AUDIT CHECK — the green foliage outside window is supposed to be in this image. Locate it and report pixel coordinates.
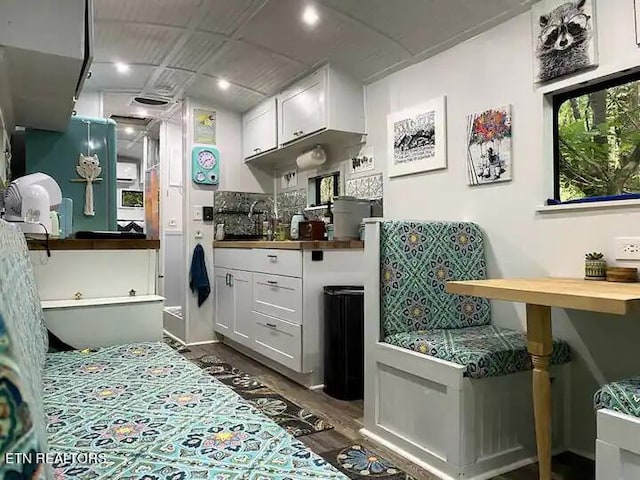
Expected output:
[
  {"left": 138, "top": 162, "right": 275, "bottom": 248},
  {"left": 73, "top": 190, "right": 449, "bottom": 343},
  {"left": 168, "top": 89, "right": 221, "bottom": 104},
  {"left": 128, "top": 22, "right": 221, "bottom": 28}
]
[{"left": 557, "top": 78, "right": 640, "bottom": 201}]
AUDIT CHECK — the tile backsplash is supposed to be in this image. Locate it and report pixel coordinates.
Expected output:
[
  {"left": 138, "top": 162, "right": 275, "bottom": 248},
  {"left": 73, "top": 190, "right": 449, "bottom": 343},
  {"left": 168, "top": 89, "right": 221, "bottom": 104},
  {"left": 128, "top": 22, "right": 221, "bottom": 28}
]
[
  {"left": 213, "top": 191, "right": 273, "bottom": 237},
  {"left": 276, "top": 189, "right": 307, "bottom": 223},
  {"left": 345, "top": 173, "right": 383, "bottom": 200}
]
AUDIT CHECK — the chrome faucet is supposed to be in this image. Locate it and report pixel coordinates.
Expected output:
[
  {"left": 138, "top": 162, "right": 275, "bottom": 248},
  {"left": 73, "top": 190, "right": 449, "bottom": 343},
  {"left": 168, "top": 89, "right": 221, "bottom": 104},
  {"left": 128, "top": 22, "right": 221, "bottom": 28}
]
[{"left": 248, "top": 199, "right": 268, "bottom": 219}]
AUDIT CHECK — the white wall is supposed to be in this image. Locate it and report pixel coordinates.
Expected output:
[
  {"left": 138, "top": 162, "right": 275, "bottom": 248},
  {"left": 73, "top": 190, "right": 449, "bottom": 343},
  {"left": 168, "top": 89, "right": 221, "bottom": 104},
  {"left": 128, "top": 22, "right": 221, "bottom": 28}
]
[
  {"left": 366, "top": 0, "right": 640, "bottom": 457},
  {"left": 74, "top": 91, "right": 103, "bottom": 118},
  {"left": 159, "top": 120, "right": 185, "bottom": 315},
  {"left": 182, "top": 98, "right": 272, "bottom": 343}
]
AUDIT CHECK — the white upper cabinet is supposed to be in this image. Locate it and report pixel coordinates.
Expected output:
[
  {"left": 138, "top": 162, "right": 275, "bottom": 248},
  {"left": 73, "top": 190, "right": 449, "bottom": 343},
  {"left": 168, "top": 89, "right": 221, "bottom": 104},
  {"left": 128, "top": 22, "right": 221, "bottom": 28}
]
[
  {"left": 279, "top": 65, "right": 365, "bottom": 145},
  {"left": 279, "top": 69, "right": 327, "bottom": 144},
  {"left": 0, "top": 0, "right": 93, "bottom": 132},
  {"left": 243, "top": 98, "right": 278, "bottom": 159},
  {"left": 242, "top": 64, "right": 365, "bottom": 166}
]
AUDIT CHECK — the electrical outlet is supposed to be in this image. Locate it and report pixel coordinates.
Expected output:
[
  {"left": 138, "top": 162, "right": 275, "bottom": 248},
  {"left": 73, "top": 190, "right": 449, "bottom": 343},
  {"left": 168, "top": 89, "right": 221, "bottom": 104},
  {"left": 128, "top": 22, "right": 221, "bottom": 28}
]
[
  {"left": 615, "top": 237, "right": 640, "bottom": 260},
  {"left": 168, "top": 219, "right": 177, "bottom": 227}
]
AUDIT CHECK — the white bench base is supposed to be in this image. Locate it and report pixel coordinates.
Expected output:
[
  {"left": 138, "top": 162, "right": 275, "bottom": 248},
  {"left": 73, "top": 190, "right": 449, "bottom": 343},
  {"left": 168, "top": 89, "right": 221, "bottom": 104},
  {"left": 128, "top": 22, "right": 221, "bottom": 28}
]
[
  {"left": 43, "top": 295, "right": 164, "bottom": 348},
  {"left": 597, "top": 409, "right": 640, "bottom": 480},
  {"left": 363, "top": 342, "right": 569, "bottom": 480}
]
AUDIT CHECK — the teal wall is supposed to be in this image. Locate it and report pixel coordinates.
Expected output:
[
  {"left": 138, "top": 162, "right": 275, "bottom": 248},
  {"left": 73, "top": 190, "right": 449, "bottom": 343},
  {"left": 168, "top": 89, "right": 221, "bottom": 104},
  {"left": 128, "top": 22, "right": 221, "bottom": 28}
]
[{"left": 25, "top": 116, "right": 117, "bottom": 232}]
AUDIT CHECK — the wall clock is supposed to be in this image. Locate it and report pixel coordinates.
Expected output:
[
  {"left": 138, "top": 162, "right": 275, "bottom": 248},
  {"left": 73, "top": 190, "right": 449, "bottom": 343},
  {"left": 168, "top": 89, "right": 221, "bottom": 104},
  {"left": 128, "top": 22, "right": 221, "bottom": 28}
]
[{"left": 191, "top": 146, "right": 219, "bottom": 185}]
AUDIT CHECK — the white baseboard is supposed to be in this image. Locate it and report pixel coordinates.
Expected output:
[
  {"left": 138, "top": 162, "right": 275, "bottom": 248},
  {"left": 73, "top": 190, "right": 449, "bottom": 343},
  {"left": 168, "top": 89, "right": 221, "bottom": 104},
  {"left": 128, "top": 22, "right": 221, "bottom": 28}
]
[
  {"left": 359, "top": 428, "right": 455, "bottom": 480},
  {"left": 163, "top": 330, "right": 186, "bottom": 345},
  {"left": 359, "top": 428, "right": 561, "bottom": 480},
  {"left": 186, "top": 339, "right": 219, "bottom": 346},
  {"left": 163, "top": 330, "right": 219, "bottom": 346}
]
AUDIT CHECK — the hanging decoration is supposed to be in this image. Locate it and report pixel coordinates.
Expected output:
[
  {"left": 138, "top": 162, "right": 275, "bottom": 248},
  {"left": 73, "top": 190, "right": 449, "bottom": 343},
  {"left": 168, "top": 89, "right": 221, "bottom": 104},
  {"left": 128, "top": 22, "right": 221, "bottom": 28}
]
[{"left": 70, "top": 120, "right": 102, "bottom": 216}]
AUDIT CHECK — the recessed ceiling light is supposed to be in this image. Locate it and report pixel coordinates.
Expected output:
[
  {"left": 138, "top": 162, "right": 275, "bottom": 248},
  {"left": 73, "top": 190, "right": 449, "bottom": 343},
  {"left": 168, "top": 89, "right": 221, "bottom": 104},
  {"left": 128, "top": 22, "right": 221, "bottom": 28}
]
[
  {"left": 115, "top": 62, "right": 130, "bottom": 74},
  {"left": 124, "top": 127, "right": 134, "bottom": 135},
  {"left": 218, "top": 78, "right": 230, "bottom": 90},
  {"left": 302, "top": 5, "right": 319, "bottom": 26}
]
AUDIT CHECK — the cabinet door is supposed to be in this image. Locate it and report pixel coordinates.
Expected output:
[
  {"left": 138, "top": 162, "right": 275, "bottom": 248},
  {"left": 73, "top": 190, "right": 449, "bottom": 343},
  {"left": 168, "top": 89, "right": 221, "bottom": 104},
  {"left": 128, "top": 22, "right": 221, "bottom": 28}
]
[
  {"left": 214, "top": 268, "right": 233, "bottom": 334},
  {"left": 279, "top": 69, "right": 326, "bottom": 144},
  {"left": 230, "top": 270, "right": 253, "bottom": 345},
  {"left": 243, "top": 98, "right": 277, "bottom": 159}
]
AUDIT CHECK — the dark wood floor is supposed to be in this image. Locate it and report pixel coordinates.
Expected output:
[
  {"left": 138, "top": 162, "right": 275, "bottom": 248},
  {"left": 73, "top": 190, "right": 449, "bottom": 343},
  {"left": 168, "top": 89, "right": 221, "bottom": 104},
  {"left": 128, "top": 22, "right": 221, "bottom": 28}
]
[{"left": 192, "top": 342, "right": 594, "bottom": 480}]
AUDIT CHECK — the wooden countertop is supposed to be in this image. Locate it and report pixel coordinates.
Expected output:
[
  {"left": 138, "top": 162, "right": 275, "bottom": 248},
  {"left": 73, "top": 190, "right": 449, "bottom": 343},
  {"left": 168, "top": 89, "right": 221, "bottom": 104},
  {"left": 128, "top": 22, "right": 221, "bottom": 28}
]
[
  {"left": 28, "top": 238, "right": 160, "bottom": 251},
  {"left": 446, "top": 277, "right": 640, "bottom": 315},
  {"left": 213, "top": 240, "right": 364, "bottom": 250}
]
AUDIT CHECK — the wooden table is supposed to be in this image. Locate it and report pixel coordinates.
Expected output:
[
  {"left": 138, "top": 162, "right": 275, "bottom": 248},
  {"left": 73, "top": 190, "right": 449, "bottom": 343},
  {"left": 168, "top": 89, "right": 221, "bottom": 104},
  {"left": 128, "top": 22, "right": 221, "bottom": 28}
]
[{"left": 446, "top": 278, "right": 640, "bottom": 480}]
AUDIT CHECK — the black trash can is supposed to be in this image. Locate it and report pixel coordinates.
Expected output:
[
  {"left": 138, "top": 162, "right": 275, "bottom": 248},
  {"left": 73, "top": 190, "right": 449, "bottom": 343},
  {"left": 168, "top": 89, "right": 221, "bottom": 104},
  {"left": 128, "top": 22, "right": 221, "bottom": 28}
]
[{"left": 323, "top": 285, "right": 364, "bottom": 401}]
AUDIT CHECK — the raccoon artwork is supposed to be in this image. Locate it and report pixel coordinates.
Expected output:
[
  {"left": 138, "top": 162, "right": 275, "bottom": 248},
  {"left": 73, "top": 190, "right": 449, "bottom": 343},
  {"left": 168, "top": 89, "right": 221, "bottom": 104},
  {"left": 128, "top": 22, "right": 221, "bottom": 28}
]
[{"left": 533, "top": 0, "right": 598, "bottom": 83}]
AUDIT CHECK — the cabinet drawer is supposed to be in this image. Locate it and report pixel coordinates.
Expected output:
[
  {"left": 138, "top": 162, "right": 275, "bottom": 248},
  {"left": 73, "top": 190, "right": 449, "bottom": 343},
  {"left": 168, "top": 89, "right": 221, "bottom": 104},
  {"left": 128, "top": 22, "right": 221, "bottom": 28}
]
[
  {"left": 213, "top": 248, "right": 253, "bottom": 271},
  {"left": 254, "top": 312, "right": 302, "bottom": 372},
  {"left": 253, "top": 273, "right": 302, "bottom": 324},
  {"left": 252, "top": 249, "right": 302, "bottom": 277}
]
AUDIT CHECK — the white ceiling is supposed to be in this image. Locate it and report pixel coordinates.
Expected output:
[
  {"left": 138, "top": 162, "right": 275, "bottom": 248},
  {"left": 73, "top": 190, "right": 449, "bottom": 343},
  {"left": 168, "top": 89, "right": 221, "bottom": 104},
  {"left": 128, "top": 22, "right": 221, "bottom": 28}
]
[{"left": 86, "top": 0, "right": 536, "bottom": 120}]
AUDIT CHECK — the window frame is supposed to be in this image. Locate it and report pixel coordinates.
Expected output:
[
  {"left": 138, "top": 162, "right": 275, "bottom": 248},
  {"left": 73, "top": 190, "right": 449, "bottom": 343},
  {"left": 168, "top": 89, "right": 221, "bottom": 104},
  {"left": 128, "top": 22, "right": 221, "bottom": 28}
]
[
  {"left": 312, "top": 171, "right": 340, "bottom": 207},
  {"left": 552, "top": 70, "right": 640, "bottom": 201}
]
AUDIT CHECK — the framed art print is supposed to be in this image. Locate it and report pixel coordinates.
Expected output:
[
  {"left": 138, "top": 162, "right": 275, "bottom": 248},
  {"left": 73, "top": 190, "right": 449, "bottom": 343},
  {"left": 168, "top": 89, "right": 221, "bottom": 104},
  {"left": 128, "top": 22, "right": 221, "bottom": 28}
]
[{"left": 387, "top": 96, "right": 447, "bottom": 178}]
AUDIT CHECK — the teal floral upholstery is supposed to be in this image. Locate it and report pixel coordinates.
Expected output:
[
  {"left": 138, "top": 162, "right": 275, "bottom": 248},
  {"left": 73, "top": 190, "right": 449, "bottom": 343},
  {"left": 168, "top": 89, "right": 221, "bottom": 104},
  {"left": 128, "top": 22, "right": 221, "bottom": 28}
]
[
  {"left": 0, "top": 218, "right": 347, "bottom": 479},
  {"left": 594, "top": 377, "right": 640, "bottom": 418},
  {"left": 44, "top": 343, "right": 347, "bottom": 479},
  {"left": 379, "top": 220, "right": 571, "bottom": 378},
  {"left": 381, "top": 221, "right": 491, "bottom": 336},
  {"left": 385, "top": 325, "right": 571, "bottom": 379},
  {"left": 0, "top": 220, "right": 50, "bottom": 478}
]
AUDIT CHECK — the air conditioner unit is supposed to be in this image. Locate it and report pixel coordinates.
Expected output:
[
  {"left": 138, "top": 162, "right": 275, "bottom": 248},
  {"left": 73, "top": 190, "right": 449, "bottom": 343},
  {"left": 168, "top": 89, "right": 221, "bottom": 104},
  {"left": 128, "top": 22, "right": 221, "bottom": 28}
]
[{"left": 116, "top": 162, "right": 137, "bottom": 182}]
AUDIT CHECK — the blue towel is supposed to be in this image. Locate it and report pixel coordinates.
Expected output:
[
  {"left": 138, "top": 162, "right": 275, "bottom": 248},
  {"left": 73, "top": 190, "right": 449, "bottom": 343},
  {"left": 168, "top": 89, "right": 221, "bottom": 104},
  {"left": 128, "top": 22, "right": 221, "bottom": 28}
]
[{"left": 189, "top": 244, "right": 210, "bottom": 307}]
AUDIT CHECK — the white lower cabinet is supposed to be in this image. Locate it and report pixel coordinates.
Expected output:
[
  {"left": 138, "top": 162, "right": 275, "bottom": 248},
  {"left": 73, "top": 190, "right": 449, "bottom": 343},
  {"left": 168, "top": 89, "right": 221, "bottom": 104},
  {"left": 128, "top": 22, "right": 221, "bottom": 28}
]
[
  {"left": 214, "top": 267, "right": 253, "bottom": 347},
  {"left": 254, "top": 311, "right": 302, "bottom": 372},
  {"left": 214, "top": 268, "right": 233, "bottom": 335},
  {"left": 231, "top": 269, "right": 253, "bottom": 344},
  {"left": 253, "top": 273, "right": 302, "bottom": 324},
  {"left": 213, "top": 247, "right": 365, "bottom": 388}
]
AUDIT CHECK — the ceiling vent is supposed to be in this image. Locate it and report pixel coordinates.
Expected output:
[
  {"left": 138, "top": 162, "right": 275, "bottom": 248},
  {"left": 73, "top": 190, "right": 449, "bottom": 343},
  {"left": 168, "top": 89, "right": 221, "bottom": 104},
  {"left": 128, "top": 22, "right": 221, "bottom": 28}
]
[
  {"left": 110, "top": 115, "right": 153, "bottom": 127},
  {"left": 133, "top": 96, "right": 169, "bottom": 107}
]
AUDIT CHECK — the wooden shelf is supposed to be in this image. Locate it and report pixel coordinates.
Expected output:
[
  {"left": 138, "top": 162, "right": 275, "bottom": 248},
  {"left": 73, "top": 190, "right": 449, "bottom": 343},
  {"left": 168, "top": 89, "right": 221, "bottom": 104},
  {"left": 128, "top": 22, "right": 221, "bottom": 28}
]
[
  {"left": 213, "top": 240, "right": 364, "bottom": 250},
  {"left": 28, "top": 238, "right": 160, "bottom": 251}
]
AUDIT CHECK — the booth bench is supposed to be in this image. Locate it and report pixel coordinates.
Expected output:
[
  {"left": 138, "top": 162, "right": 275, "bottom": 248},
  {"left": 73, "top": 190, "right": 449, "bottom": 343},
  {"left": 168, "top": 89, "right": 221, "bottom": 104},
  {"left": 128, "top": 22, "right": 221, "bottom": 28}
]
[
  {"left": 361, "top": 219, "right": 571, "bottom": 480},
  {"left": 595, "top": 377, "right": 640, "bottom": 480}
]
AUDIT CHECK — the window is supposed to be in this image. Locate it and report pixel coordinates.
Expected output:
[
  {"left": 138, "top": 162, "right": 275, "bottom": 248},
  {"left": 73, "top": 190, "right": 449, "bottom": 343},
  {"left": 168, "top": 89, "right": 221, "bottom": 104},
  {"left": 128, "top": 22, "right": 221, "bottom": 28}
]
[
  {"left": 309, "top": 172, "right": 340, "bottom": 206},
  {"left": 553, "top": 72, "right": 640, "bottom": 202}
]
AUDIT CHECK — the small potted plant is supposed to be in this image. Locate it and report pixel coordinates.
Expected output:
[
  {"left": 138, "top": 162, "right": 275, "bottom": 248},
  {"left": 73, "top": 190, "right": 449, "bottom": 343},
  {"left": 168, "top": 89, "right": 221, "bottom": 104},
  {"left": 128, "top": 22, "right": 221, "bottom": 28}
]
[{"left": 585, "top": 252, "right": 606, "bottom": 280}]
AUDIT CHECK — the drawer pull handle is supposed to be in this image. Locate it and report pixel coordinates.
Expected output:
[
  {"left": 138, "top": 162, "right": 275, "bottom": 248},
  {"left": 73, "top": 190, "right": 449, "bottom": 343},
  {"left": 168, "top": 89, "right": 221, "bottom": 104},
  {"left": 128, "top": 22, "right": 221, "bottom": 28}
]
[
  {"left": 267, "top": 280, "right": 278, "bottom": 285},
  {"left": 267, "top": 255, "right": 278, "bottom": 260},
  {"left": 266, "top": 323, "right": 277, "bottom": 328}
]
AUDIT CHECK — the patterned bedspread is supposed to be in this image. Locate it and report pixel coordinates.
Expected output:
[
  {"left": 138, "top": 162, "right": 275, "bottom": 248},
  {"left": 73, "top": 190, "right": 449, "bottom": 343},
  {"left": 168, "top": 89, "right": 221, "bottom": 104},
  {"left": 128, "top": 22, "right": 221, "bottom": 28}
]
[{"left": 43, "top": 342, "right": 346, "bottom": 479}]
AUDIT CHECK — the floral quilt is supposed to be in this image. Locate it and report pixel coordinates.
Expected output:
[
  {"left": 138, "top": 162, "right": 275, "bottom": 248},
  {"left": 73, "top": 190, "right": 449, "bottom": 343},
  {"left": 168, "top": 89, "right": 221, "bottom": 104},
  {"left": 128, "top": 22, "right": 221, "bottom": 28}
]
[{"left": 43, "top": 342, "right": 347, "bottom": 479}]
